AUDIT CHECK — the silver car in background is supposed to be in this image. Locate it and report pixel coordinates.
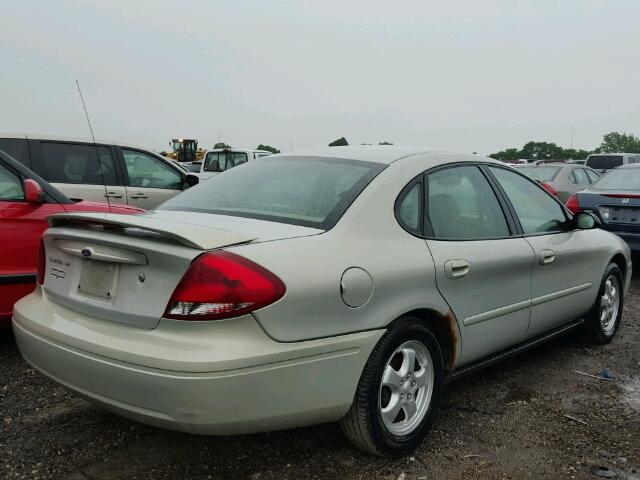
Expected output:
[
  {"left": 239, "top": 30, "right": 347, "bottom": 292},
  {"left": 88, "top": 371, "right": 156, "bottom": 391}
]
[
  {"left": 13, "top": 147, "right": 630, "bottom": 456},
  {"left": 515, "top": 163, "right": 600, "bottom": 202}
]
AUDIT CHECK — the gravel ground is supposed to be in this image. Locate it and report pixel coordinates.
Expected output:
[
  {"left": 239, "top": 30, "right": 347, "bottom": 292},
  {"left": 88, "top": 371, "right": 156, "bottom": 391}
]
[{"left": 1, "top": 275, "right": 639, "bottom": 480}]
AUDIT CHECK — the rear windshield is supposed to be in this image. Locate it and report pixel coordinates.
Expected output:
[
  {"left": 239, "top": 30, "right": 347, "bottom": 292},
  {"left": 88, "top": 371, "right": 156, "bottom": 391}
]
[
  {"left": 159, "top": 157, "right": 386, "bottom": 229},
  {"left": 516, "top": 166, "right": 561, "bottom": 182},
  {"left": 203, "top": 151, "right": 248, "bottom": 172},
  {"left": 590, "top": 168, "right": 640, "bottom": 191},
  {"left": 587, "top": 155, "right": 623, "bottom": 170}
]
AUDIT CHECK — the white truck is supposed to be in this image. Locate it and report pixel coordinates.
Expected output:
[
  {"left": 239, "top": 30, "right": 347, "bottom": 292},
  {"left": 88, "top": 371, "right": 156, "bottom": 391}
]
[{"left": 198, "top": 149, "right": 273, "bottom": 180}]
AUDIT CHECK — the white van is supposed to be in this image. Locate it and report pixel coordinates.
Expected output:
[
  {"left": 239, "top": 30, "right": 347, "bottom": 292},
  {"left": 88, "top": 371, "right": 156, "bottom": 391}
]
[
  {"left": 199, "top": 149, "right": 272, "bottom": 180},
  {"left": 0, "top": 134, "right": 199, "bottom": 209},
  {"left": 585, "top": 153, "right": 640, "bottom": 173}
]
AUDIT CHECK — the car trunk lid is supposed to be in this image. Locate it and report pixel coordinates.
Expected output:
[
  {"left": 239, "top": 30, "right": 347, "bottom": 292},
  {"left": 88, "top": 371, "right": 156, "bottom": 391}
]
[{"left": 41, "top": 212, "right": 320, "bottom": 329}]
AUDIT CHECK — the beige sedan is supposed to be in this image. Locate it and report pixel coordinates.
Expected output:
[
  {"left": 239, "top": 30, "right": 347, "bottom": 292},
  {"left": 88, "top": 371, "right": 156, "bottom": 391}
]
[{"left": 13, "top": 147, "right": 630, "bottom": 456}]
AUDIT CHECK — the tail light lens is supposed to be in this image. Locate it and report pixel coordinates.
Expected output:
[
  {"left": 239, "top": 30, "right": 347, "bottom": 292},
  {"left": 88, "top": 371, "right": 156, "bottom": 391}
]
[
  {"left": 164, "top": 251, "right": 286, "bottom": 321},
  {"left": 36, "top": 240, "right": 46, "bottom": 285},
  {"left": 566, "top": 194, "right": 580, "bottom": 214},
  {"left": 541, "top": 182, "right": 558, "bottom": 196}
]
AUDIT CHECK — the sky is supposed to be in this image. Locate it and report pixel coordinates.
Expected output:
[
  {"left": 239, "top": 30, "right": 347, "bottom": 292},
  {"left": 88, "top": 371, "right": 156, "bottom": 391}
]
[{"left": 2, "top": 0, "right": 639, "bottom": 155}]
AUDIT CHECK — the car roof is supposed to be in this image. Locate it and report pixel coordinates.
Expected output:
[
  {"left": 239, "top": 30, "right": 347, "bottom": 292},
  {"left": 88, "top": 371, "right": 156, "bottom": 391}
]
[
  {"left": 0, "top": 132, "right": 161, "bottom": 154},
  {"left": 275, "top": 146, "right": 462, "bottom": 165},
  {"left": 204, "top": 148, "right": 271, "bottom": 154}
]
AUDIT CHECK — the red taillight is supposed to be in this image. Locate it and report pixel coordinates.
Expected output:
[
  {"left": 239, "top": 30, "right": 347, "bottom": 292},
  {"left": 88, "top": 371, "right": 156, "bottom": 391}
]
[
  {"left": 541, "top": 182, "right": 558, "bottom": 196},
  {"left": 36, "top": 240, "right": 46, "bottom": 285},
  {"left": 566, "top": 194, "right": 580, "bottom": 214},
  {"left": 164, "top": 251, "right": 286, "bottom": 321}
]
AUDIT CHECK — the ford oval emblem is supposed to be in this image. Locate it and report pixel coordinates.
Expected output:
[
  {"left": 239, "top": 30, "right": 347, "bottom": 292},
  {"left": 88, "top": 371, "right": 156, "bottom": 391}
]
[{"left": 81, "top": 248, "right": 92, "bottom": 257}]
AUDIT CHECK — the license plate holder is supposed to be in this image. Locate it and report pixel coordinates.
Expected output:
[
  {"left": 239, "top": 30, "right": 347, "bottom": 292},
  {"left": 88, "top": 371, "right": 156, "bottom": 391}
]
[{"left": 78, "top": 260, "right": 117, "bottom": 299}]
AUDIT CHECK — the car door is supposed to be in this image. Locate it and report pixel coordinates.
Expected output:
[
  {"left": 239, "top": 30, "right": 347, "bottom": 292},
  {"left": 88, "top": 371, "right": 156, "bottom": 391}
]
[
  {"left": 0, "top": 160, "right": 63, "bottom": 321},
  {"left": 487, "top": 165, "right": 603, "bottom": 337},
  {"left": 119, "top": 148, "right": 185, "bottom": 209},
  {"left": 420, "top": 164, "right": 534, "bottom": 365},
  {"left": 30, "top": 141, "right": 127, "bottom": 204}
]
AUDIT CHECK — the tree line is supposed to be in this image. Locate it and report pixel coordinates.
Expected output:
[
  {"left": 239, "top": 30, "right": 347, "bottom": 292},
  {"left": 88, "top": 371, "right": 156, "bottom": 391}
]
[
  {"left": 489, "top": 132, "right": 640, "bottom": 162},
  {"left": 211, "top": 131, "right": 640, "bottom": 159}
]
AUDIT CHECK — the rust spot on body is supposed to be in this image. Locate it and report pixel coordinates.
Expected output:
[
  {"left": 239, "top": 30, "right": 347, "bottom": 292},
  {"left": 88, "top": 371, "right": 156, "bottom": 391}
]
[{"left": 442, "top": 310, "right": 460, "bottom": 370}]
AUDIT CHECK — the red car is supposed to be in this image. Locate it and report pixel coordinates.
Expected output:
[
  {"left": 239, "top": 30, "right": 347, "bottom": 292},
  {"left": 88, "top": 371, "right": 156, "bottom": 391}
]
[{"left": 0, "top": 150, "right": 143, "bottom": 326}]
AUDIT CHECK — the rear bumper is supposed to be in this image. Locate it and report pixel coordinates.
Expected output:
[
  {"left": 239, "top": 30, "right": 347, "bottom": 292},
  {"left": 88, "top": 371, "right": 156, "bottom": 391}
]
[{"left": 13, "top": 289, "right": 383, "bottom": 434}]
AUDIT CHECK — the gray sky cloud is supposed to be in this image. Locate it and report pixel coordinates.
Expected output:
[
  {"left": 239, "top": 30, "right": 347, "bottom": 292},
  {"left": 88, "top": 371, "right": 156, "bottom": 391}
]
[{"left": 2, "top": 0, "right": 639, "bottom": 154}]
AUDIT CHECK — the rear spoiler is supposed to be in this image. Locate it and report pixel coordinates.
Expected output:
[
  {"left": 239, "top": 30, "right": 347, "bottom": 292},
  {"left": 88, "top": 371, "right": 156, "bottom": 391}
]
[{"left": 48, "top": 212, "right": 257, "bottom": 250}]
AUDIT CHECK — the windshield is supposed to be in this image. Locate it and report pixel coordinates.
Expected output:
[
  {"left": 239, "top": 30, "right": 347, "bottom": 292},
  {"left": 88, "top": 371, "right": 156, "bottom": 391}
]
[
  {"left": 591, "top": 168, "right": 640, "bottom": 191},
  {"left": 159, "top": 157, "right": 386, "bottom": 229},
  {"left": 516, "top": 166, "right": 561, "bottom": 182},
  {"left": 587, "top": 155, "right": 623, "bottom": 170}
]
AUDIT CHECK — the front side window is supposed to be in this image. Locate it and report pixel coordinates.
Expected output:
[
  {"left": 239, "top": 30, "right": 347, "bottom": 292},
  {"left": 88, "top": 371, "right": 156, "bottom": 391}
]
[
  {"left": 122, "top": 150, "right": 182, "bottom": 190},
  {"left": 160, "top": 157, "right": 385, "bottom": 229},
  {"left": 38, "top": 143, "right": 117, "bottom": 185},
  {"left": 489, "top": 166, "right": 567, "bottom": 235},
  {"left": 0, "top": 163, "right": 23, "bottom": 200},
  {"left": 426, "top": 166, "right": 510, "bottom": 240}
]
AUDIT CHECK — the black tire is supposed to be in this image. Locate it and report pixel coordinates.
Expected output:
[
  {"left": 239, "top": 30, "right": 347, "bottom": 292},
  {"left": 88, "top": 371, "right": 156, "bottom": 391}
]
[
  {"left": 583, "top": 262, "right": 624, "bottom": 344},
  {"left": 340, "top": 317, "right": 444, "bottom": 456}
]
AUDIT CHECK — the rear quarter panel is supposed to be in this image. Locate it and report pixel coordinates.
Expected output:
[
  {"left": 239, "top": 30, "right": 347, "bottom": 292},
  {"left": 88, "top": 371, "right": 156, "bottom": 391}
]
[{"left": 229, "top": 154, "right": 458, "bottom": 348}]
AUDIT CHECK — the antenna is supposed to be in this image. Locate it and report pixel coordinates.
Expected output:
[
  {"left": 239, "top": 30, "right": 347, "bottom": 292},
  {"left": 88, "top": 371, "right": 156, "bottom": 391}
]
[{"left": 76, "top": 80, "right": 110, "bottom": 207}]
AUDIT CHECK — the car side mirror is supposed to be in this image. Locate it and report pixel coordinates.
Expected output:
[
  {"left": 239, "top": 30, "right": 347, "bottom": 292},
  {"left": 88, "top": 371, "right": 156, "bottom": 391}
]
[
  {"left": 574, "top": 211, "right": 600, "bottom": 230},
  {"left": 185, "top": 174, "right": 199, "bottom": 188},
  {"left": 23, "top": 179, "right": 44, "bottom": 203}
]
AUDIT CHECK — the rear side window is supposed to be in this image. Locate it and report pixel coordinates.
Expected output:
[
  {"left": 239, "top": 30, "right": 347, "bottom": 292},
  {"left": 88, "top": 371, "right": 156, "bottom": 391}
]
[
  {"left": 36, "top": 143, "right": 118, "bottom": 185},
  {"left": 587, "top": 155, "right": 623, "bottom": 170},
  {"left": 0, "top": 163, "right": 23, "bottom": 200},
  {"left": 396, "top": 181, "right": 423, "bottom": 235},
  {"left": 0, "top": 138, "right": 29, "bottom": 166},
  {"left": 489, "top": 166, "right": 567, "bottom": 235},
  {"left": 571, "top": 168, "right": 590, "bottom": 186},
  {"left": 585, "top": 169, "right": 600, "bottom": 183},
  {"left": 159, "top": 157, "right": 385, "bottom": 229},
  {"left": 426, "top": 166, "right": 510, "bottom": 240}
]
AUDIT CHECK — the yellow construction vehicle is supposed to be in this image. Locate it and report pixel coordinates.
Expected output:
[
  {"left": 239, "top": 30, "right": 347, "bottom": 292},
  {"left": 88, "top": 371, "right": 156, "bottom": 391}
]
[{"left": 165, "top": 139, "right": 205, "bottom": 163}]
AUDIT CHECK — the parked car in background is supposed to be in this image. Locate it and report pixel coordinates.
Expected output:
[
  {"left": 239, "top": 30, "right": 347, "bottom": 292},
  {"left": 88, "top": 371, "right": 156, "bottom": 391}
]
[
  {"left": 567, "top": 159, "right": 586, "bottom": 165},
  {"left": 567, "top": 163, "right": 640, "bottom": 251},
  {"left": 14, "top": 148, "right": 630, "bottom": 456},
  {"left": 0, "top": 149, "right": 143, "bottom": 326},
  {"left": 199, "top": 148, "right": 272, "bottom": 180},
  {"left": 0, "top": 134, "right": 199, "bottom": 209},
  {"left": 585, "top": 153, "right": 640, "bottom": 173},
  {"left": 514, "top": 163, "right": 600, "bottom": 202}
]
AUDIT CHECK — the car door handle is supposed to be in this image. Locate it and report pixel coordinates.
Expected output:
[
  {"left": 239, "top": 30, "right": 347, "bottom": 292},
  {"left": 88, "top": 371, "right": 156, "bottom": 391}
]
[
  {"left": 129, "top": 193, "right": 148, "bottom": 199},
  {"left": 104, "top": 192, "right": 123, "bottom": 199},
  {"left": 539, "top": 249, "right": 555, "bottom": 265},
  {"left": 444, "top": 259, "right": 470, "bottom": 279}
]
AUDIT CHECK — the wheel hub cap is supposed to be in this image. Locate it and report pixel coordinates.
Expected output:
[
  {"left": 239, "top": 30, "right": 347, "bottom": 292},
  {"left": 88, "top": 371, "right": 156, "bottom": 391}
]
[
  {"left": 379, "top": 340, "right": 434, "bottom": 436},
  {"left": 600, "top": 275, "right": 620, "bottom": 336}
]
